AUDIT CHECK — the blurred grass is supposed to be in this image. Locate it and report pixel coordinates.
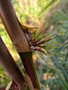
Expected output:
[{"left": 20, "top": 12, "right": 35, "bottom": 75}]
[
  {"left": 0, "top": 0, "right": 68, "bottom": 90},
  {"left": 0, "top": 65, "right": 11, "bottom": 88}
]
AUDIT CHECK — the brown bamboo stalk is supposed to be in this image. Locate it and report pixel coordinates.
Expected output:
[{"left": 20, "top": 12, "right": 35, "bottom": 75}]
[
  {"left": 0, "top": 0, "right": 40, "bottom": 89},
  {"left": 0, "top": 0, "right": 29, "bottom": 52},
  {"left": 0, "top": 38, "right": 27, "bottom": 90}
]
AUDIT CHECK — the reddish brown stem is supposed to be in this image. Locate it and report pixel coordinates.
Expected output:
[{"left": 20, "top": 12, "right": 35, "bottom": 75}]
[
  {"left": 0, "top": 38, "right": 27, "bottom": 90},
  {"left": 0, "top": 0, "right": 29, "bottom": 52}
]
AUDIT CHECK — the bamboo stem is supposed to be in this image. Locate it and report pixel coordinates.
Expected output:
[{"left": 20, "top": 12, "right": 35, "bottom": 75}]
[
  {"left": 19, "top": 52, "right": 40, "bottom": 89},
  {"left": 0, "top": 38, "right": 27, "bottom": 90},
  {"left": 0, "top": 0, "right": 29, "bottom": 52}
]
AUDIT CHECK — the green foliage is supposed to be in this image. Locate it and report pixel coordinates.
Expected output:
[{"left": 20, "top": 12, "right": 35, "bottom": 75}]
[
  {"left": 35, "top": 1, "right": 68, "bottom": 89},
  {"left": 0, "top": 65, "right": 11, "bottom": 88}
]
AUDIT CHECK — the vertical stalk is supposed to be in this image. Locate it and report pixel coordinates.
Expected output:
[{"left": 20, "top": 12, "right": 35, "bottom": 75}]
[{"left": 19, "top": 52, "right": 40, "bottom": 89}]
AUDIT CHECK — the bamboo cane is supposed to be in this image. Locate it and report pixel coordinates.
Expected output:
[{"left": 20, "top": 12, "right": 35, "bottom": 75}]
[
  {"left": 0, "top": 0, "right": 29, "bottom": 52},
  {"left": 0, "top": 38, "right": 27, "bottom": 90}
]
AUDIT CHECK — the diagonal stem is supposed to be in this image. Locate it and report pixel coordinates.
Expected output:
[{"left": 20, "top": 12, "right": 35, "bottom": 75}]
[
  {"left": 0, "top": 0, "right": 29, "bottom": 52},
  {"left": 0, "top": 38, "right": 27, "bottom": 90}
]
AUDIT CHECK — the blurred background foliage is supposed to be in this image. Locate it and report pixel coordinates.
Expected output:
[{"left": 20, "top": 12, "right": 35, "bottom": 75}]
[{"left": 0, "top": 0, "right": 68, "bottom": 90}]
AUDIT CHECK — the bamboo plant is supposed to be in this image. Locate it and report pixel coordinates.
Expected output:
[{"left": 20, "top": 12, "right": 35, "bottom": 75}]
[{"left": 0, "top": 0, "right": 58, "bottom": 90}]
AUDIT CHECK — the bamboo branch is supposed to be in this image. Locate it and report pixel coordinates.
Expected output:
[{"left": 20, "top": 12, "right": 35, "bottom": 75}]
[
  {"left": 0, "top": 38, "right": 27, "bottom": 90},
  {"left": 0, "top": 0, "right": 29, "bottom": 52},
  {"left": 19, "top": 52, "right": 40, "bottom": 89}
]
